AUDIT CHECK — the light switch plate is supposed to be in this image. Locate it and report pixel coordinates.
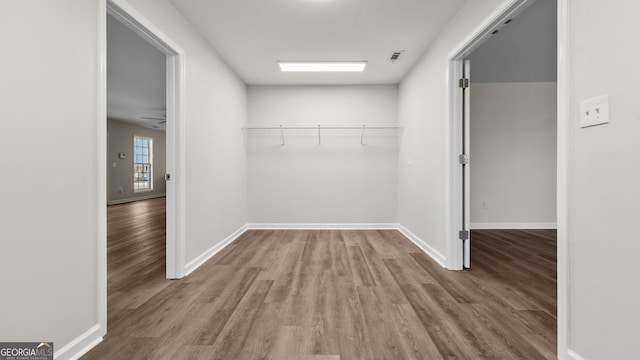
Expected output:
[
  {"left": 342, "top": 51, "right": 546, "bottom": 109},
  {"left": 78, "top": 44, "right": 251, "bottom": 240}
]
[{"left": 580, "top": 94, "right": 609, "bottom": 128}]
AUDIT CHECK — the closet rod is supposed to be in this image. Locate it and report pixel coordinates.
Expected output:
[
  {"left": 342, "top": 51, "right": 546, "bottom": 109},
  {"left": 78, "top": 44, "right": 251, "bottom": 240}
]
[{"left": 245, "top": 125, "right": 402, "bottom": 130}]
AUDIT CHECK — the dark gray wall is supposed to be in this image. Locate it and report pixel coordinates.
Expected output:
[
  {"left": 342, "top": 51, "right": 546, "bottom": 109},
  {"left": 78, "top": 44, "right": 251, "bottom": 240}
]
[{"left": 469, "top": 0, "right": 557, "bottom": 83}]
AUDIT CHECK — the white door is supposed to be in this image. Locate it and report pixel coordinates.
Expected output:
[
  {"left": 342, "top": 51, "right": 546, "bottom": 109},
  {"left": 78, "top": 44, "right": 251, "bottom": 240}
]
[{"left": 462, "top": 60, "right": 471, "bottom": 268}]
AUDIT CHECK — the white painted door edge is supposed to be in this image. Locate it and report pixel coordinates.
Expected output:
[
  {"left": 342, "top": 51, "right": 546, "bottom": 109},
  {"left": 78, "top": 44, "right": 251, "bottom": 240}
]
[{"left": 557, "top": 0, "right": 570, "bottom": 357}]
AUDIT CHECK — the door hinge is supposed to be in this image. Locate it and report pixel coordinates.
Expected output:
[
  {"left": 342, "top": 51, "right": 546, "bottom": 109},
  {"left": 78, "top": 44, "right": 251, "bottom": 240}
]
[
  {"left": 458, "top": 154, "right": 469, "bottom": 165},
  {"left": 459, "top": 230, "right": 469, "bottom": 241},
  {"left": 459, "top": 78, "right": 469, "bottom": 89},
  {"left": 164, "top": 173, "right": 171, "bottom": 181}
]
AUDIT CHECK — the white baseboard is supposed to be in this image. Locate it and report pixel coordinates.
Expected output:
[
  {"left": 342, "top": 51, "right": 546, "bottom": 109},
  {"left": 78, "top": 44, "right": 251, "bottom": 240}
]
[
  {"left": 107, "top": 193, "right": 166, "bottom": 205},
  {"left": 246, "top": 223, "right": 399, "bottom": 230},
  {"left": 396, "top": 225, "right": 447, "bottom": 268},
  {"left": 54, "top": 324, "right": 103, "bottom": 360},
  {"left": 470, "top": 222, "right": 557, "bottom": 230},
  {"left": 568, "top": 349, "right": 586, "bottom": 360},
  {"left": 184, "top": 224, "right": 249, "bottom": 276}
]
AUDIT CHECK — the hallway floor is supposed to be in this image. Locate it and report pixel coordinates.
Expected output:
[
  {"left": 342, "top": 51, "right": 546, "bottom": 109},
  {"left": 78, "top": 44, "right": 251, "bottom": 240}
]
[{"left": 84, "top": 200, "right": 556, "bottom": 359}]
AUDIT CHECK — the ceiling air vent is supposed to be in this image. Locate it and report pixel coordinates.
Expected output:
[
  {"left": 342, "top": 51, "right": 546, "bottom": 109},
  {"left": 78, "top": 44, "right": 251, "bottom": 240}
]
[{"left": 388, "top": 50, "right": 405, "bottom": 62}]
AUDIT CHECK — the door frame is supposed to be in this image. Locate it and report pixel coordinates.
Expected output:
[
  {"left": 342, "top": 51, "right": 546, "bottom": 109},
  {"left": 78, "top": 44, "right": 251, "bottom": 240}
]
[
  {"left": 445, "top": 0, "right": 569, "bottom": 358},
  {"left": 462, "top": 59, "right": 471, "bottom": 269},
  {"left": 97, "top": 0, "right": 186, "bottom": 333},
  {"left": 446, "top": 0, "right": 535, "bottom": 270}
]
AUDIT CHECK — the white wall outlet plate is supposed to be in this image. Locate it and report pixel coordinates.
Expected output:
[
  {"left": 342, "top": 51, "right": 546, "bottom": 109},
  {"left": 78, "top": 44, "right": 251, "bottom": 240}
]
[{"left": 580, "top": 94, "right": 609, "bottom": 128}]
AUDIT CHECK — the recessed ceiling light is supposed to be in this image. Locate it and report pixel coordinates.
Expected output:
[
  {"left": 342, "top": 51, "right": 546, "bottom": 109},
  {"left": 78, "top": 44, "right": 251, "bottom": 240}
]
[{"left": 278, "top": 61, "right": 367, "bottom": 72}]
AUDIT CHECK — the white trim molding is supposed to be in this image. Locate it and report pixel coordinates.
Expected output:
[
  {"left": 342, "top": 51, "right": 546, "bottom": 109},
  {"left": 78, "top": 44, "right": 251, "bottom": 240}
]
[
  {"left": 557, "top": 0, "right": 569, "bottom": 357},
  {"left": 470, "top": 222, "right": 558, "bottom": 230},
  {"left": 397, "top": 225, "right": 447, "bottom": 268},
  {"left": 184, "top": 225, "right": 249, "bottom": 276},
  {"left": 54, "top": 324, "right": 103, "bottom": 360},
  {"left": 568, "top": 349, "right": 587, "bottom": 360},
  {"left": 97, "top": 0, "right": 108, "bottom": 347},
  {"left": 247, "top": 223, "right": 399, "bottom": 230},
  {"left": 107, "top": 193, "right": 166, "bottom": 205}
]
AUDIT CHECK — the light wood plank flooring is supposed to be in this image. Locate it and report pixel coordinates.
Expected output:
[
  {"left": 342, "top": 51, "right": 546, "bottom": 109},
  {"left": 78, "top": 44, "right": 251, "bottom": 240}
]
[{"left": 84, "top": 199, "right": 556, "bottom": 359}]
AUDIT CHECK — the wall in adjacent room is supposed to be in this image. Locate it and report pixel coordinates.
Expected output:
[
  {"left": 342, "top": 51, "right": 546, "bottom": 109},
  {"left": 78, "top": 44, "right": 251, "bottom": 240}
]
[
  {"left": 107, "top": 119, "right": 167, "bottom": 204},
  {"left": 466, "top": 0, "right": 557, "bottom": 229},
  {"left": 247, "top": 85, "right": 399, "bottom": 224},
  {"left": 469, "top": 82, "right": 556, "bottom": 228}
]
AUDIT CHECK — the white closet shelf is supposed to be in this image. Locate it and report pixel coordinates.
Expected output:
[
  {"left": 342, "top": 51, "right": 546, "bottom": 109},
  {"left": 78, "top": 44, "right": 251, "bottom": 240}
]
[{"left": 244, "top": 124, "right": 403, "bottom": 145}]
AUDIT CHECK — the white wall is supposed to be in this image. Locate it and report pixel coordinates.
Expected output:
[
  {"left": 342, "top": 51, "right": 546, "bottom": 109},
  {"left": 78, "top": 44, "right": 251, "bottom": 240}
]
[
  {"left": 567, "top": 0, "right": 640, "bottom": 358},
  {"left": 126, "top": 0, "right": 248, "bottom": 263},
  {"left": 469, "top": 83, "right": 557, "bottom": 228},
  {"left": 5, "top": 0, "right": 638, "bottom": 358},
  {"left": 0, "top": 0, "right": 100, "bottom": 353},
  {"left": 247, "top": 85, "right": 398, "bottom": 224},
  {"left": 400, "top": 0, "right": 640, "bottom": 357},
  {"left": 0, "top": 0, "right": 248, "bottom": 357},
  {"left": 107, "top": 119, "right": 167, "bottom": 203},
  {"left": 398, "top": 0, "right": 511, "bottom": 258}
]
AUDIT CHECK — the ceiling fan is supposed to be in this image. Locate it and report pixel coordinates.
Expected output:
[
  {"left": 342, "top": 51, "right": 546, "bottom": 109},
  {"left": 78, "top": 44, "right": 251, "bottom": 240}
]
[{"left": 141, "top": 113, "right": 166, "bottom": 124}]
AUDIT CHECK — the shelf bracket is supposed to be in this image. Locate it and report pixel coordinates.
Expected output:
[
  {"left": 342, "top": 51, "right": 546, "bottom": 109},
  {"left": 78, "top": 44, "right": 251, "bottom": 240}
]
[
  {"left": 279, "top": 125, "right": 285, "bottom": 145},
  {"left": 360, "top": 124, "right": 366, "bottom": 145},
  {"left": 318, "top": 125, "right": 321, "bottom": 145}
]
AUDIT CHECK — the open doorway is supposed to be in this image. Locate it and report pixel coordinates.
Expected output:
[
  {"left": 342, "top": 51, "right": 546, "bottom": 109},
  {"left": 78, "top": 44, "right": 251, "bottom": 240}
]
[
  {"left": 448, "top": 0, "right": 558, "bottom": 268},
  {"left": 447, "top": 0, "right": 562, "bottom": 356},
  {"left": 99, "top": 0, "right": 186, "bottom": 335},
  {"left": 106, "top": 11, "right": 168, "bottom": 327},
  {"left": 466, "top": 0, "right": 558, "bottom": 266}
]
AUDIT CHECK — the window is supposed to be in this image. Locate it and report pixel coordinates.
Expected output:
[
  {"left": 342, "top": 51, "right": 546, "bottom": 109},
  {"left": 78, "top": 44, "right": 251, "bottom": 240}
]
[{"left": 133, "top": 136, "right": 153, "bottom": 192}]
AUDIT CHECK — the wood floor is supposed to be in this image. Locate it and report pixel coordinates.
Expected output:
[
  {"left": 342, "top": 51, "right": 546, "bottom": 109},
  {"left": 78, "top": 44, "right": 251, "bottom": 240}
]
[
  {"left": 84, "top": 199, "right": 556, "bottom": 360},
  {"left": 104, "top": 197, "right": 167, "bottom": 329}
]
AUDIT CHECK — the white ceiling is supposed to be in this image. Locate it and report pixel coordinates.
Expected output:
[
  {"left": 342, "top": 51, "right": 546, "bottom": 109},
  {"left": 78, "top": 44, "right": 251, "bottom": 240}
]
[
  {"left": 106, "top": 0, "right": 466, "bottom": 127},
  {"left": 107, "top": 14, "right": 166, "bottom": 130},
  {"left": 169, "top": 0, "right": 466, "bottom": 85}
]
